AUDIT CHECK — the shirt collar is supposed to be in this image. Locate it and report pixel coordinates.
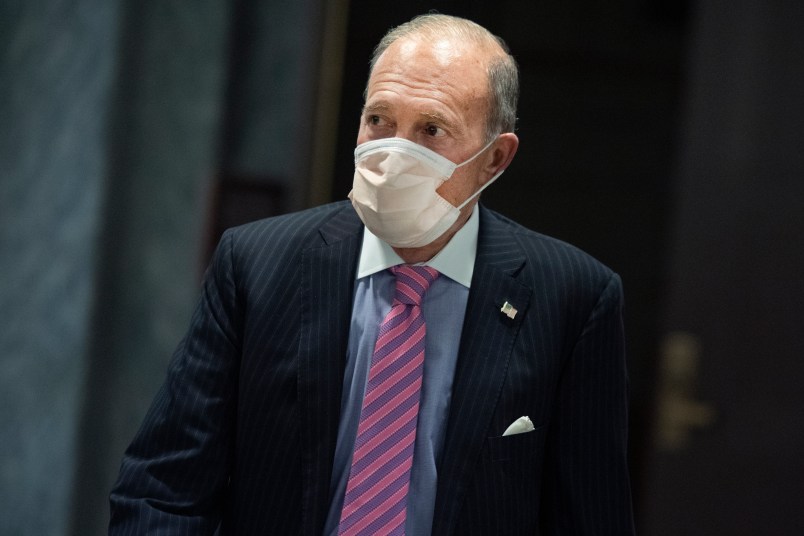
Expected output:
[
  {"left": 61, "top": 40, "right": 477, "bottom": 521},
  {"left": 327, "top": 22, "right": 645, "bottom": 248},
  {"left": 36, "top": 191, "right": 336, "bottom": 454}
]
[{"left": 356, "top": 204, "right": 479, "bottom": 288}]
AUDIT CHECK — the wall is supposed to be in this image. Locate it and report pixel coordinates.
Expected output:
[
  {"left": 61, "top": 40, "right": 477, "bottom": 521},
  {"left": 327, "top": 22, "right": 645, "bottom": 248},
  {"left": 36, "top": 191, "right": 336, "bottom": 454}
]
[
  {"left": 0, "top": 2, "right": 121, "bottom": 533},
  {"left": 68, "top": 1, "right": 232, "bottom": 534},
  {"left": 1, "top": 1, "right": 332, "bottom": 533},
  {"left": 642, "top": 1, "right": 804, "bottom": 533}
]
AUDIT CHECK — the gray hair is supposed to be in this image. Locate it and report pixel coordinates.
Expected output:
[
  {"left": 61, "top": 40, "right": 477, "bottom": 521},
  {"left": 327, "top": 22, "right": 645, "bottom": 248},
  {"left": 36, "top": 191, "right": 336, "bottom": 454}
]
[{"left": 367, "top": 14, "right": 519, "bottom": 141}]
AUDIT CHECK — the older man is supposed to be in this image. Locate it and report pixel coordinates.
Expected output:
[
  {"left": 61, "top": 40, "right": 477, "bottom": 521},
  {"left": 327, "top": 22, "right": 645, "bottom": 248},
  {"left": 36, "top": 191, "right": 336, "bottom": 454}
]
[{"left": 110, "top": 14, "right": 635, "bottom": 535}]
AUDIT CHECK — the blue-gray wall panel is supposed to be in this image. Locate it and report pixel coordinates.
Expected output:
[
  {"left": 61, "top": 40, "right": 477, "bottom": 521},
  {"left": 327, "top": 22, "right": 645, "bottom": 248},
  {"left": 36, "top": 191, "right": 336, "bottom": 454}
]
[{"left": 0, "top": 1, "right": 121, "bottom": 534}]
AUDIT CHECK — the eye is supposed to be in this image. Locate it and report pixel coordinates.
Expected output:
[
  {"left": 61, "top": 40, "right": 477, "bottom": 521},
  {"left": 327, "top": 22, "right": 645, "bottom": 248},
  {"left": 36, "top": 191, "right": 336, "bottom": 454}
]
[
  {"left": 366, "top": 114, "right": 388, "bottom": 127},
  {"left": 424, "top": 124, "right": 445, "bottom": 137}
]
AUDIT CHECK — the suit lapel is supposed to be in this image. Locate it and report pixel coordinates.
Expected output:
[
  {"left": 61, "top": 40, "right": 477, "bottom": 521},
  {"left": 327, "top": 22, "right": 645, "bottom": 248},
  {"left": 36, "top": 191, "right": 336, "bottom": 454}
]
[
  {"left": 298, "top": 205, "right": 363, "bottom": 535},
  {"left": 432, "top": 206, "right": 532, "bottom": 535}
]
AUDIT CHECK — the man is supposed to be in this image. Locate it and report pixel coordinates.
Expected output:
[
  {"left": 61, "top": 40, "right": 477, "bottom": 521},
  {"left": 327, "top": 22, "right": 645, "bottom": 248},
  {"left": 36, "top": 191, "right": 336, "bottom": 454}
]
[{"left": 110, "top": 14, "right": 635, "bottom": 535}]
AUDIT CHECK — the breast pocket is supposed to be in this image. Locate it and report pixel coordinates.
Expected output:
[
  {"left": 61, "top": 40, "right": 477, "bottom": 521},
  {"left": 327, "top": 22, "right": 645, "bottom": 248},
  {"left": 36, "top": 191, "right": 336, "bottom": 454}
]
[
  {"left": 457, "top": 426, "right": 547, "bottom": 532},
  {"left": 488, "top": 425, "right": 546, "bottom": 461}
]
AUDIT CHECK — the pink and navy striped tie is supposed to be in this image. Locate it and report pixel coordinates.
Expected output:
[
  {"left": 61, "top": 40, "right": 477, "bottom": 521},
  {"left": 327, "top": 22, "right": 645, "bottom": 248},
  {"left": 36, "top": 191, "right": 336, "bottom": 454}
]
[{"left": 338, "top": 265, "right": 440, "bottom": 536}]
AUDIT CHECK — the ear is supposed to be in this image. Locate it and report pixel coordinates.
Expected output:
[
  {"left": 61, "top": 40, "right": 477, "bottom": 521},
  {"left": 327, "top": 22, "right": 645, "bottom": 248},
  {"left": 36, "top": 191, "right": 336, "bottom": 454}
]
[{"left": 480, "top": 133, "right": 519, "bottom": 184}]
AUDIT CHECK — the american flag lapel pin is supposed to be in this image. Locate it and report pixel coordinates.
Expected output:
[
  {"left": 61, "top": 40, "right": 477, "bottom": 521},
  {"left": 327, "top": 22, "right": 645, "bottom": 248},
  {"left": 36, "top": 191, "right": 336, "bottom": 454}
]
[{"left": 500, "top": 301, "right": 518, "bottom": 319}]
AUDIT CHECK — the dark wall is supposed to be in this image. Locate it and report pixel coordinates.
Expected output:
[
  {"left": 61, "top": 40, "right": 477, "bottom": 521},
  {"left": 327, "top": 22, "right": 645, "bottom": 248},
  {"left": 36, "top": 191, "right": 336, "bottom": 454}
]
[{"left": 641, "top": 1, "right": 804, "bottom": 534}]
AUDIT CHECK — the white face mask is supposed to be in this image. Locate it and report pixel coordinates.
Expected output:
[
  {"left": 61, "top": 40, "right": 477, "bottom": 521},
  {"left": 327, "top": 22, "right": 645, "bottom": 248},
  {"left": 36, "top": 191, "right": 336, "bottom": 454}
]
[{"left": 348, "top": 137, "right": 503, "bottom": 248}]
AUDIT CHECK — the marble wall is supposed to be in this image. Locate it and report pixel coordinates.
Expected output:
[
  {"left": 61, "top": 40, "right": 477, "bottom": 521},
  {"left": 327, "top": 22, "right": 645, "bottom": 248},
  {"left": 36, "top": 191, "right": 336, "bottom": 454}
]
[
  {"left": 2, "top": 0, "right": 330, "bottom": 532},
  {"left": 67, "top": 1, "right": 232, "bottom": 534},
  {"left": 1, "top": 1, "right": 122, "bottom": 533}
]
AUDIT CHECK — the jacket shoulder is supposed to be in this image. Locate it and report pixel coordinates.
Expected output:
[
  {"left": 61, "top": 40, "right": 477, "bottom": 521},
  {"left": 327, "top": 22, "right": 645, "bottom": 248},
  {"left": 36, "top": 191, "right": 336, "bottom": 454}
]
[
  {"left": 479, "top": 206, "right": 620, "bottom": 301},
  {"left": 209, "top": 200, "right": 361, "bottom": 282},
  {"left": 482, "top": 207, "right": 614, "bottom": 271},
  {"left": 225, "top": 200, "right": 357, "bottom": 245}
]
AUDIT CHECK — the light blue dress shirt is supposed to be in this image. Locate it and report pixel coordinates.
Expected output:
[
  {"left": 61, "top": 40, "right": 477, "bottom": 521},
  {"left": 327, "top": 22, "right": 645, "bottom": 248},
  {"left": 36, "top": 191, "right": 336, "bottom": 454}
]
[{"left": 323, "top": 207, "right": 479, "bottom": 536}]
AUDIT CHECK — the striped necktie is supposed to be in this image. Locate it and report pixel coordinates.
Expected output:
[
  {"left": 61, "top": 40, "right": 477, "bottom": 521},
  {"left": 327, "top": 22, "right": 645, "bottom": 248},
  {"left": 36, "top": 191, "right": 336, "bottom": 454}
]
[{"left": 338, "top": 265, "right": 440, "bottom": 536}]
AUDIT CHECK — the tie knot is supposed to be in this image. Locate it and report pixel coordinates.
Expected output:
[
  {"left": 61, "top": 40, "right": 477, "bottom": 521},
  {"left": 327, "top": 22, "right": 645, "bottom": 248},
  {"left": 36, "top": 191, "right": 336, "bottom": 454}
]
[{"left": 391, "top": 265, "right": 439, "bottom": 306}]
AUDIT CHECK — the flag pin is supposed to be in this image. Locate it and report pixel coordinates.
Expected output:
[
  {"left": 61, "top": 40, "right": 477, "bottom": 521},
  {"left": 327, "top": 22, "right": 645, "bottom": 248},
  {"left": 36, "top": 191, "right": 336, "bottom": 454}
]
[{"left": 500, "top": 301, "right": 517, "bottom": 319}]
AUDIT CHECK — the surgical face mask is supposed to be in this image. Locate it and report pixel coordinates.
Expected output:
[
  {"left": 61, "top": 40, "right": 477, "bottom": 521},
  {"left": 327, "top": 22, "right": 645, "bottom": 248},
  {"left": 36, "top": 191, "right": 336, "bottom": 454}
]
[{"left": 348, "top": 137, "right": 504, "bottom": 248}]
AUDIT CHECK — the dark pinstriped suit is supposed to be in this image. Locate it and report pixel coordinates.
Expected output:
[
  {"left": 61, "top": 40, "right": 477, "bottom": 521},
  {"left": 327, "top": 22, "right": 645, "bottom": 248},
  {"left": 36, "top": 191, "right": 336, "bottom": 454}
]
[{"left": 110, "top": 200, "right": 635, "bottom": 535}]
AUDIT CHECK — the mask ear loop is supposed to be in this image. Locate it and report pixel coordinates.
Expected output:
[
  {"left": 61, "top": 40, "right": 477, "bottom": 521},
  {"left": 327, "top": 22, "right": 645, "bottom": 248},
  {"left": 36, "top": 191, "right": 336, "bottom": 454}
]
[
  {"left": 454, "top": 136, "right": 499, "bottom": 169},
  {"left": 454, "top": 137, "right": 505, "bottom": 210},
  {"left": 456, "top": 167, "right": 505, "bottom": 210}
]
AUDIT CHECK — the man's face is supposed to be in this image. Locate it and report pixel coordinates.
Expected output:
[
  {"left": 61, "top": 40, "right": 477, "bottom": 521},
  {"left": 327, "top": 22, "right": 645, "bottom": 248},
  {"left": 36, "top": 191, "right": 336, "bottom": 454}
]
[{"left": 357, "top": 36, "right": 495, "bottom": 208}]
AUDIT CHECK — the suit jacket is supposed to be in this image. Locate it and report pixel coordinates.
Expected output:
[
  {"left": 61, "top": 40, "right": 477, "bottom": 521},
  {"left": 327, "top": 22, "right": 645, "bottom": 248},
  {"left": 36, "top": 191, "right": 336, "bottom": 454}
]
[{"left": 109, "top": 201, "right": 635, "bottom": 535}]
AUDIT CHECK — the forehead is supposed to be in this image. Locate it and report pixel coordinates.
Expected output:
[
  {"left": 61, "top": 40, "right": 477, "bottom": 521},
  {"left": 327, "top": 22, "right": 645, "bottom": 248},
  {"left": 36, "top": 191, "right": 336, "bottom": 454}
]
[{"left": 366, "top": 36, "right": 491, "bottom": 125}]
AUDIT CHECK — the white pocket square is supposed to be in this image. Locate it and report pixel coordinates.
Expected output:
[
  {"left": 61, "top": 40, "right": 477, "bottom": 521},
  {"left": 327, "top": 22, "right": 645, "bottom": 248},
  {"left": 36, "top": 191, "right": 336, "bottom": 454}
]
[{"left": 502, "top": 416, "right": 535, "bottom": 436}]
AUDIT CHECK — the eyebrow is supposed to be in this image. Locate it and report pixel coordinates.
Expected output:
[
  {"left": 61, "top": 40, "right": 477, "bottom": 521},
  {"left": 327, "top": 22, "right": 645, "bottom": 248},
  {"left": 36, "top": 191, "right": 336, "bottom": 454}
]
[
  {"left": 362, "top": 101, "right": 392, "bottom": 116},
  {"left": 420, "top": 111, "right": 459, "bottom": 131}
]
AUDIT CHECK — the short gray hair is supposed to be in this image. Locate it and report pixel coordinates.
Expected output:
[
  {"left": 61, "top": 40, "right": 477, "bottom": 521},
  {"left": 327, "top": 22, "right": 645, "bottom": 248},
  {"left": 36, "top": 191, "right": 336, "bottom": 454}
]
[{"left": 368, "top": 14, "right": 519, "bottom": 141}]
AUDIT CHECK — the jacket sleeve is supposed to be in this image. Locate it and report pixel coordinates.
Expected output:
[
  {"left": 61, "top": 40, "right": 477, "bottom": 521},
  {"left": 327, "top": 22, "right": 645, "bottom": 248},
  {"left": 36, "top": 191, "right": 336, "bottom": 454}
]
[
  {"left": 539, "top": 272, "right": 636, "bottom": 535},
  {"left": 109, "top": 229, "right": 242, "bottom": 535}
]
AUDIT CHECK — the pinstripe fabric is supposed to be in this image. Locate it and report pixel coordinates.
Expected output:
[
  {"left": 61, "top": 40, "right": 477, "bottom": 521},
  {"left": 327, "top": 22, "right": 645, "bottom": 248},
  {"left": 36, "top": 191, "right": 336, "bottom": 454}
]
[
  {"left": 432, "top": 209, "right": 634, "bottom": 535},
  {"left": 109, "top": 201, "right": 633, "bottom": 535},
  {"left": 110, "top": 202, "right": 362, "bottom": 535}
]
